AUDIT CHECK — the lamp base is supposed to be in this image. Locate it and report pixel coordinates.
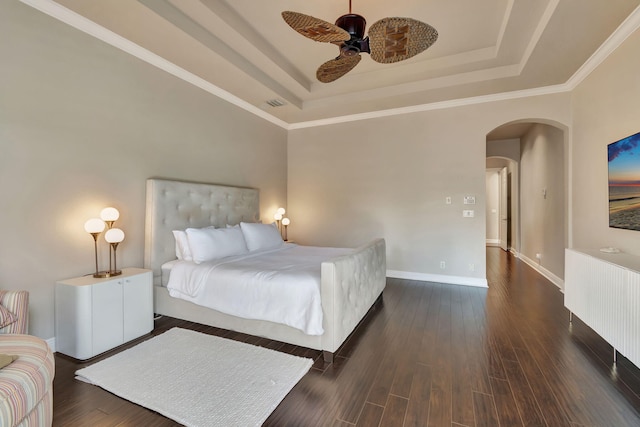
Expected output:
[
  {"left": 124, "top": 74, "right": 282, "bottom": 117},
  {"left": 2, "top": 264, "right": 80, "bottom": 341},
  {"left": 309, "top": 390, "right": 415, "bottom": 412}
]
[{"left": 93, "top": 270, "right": 122, "bottom": 278}]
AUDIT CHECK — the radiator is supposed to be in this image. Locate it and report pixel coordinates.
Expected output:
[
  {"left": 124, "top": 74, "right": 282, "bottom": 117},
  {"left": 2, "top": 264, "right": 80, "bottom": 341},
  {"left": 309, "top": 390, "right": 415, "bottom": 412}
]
[{"left": 564, "top": 249, "right": 640, "bottom": 368}]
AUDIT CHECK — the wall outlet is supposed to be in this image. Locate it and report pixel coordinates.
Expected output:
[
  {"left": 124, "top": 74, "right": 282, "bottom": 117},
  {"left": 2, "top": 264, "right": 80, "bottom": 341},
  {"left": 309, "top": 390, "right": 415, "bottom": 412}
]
[
  {"left": 440, "top": 261, "right": 446, "bottom": 269},
  {"left": 536, "top": 253, "right": 541, "bottom": 259},
  {"left": 463, "top": 210, "right": 475, "bottom": 218},
  {"left": 469, "top": 263, "right": 475, "bottom": 272},
  {"left": 464, "top": 195, "right": 476, "bottom": 205}
]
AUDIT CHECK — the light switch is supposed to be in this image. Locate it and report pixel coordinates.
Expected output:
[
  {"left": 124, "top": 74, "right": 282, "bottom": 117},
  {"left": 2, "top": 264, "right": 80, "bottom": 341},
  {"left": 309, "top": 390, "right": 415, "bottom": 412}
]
[{"left": 464, "top": 196, "right": 476, "bottom": 205}]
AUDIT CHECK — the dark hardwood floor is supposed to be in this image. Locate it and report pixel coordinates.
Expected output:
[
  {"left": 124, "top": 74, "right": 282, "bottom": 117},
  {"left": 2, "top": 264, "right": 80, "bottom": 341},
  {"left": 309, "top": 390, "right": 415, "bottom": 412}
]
[{"left": 53, "top": 248, "right": 640, "bottom": 426}]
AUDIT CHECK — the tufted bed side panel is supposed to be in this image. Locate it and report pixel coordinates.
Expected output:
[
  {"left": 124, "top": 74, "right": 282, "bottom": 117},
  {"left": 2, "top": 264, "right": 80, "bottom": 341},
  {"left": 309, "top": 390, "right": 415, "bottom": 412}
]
[
  {"left": 320, "top": 238, "right": 386, "bottom": 353},
  {"left": 144, "top": 178, "right": 259, "bottom": 286}
]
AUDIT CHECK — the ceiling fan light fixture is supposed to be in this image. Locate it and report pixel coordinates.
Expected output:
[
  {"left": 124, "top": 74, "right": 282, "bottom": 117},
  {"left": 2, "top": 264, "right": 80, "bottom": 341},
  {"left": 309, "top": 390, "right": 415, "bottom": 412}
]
[{"left": 340, "top": 44, "right": 360, "bottom": 57}]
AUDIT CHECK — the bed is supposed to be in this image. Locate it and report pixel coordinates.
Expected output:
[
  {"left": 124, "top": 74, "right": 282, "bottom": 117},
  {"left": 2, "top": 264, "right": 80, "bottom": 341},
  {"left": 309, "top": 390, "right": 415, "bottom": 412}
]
[{"left": 143, "top": 178, "right": 386, "bottom": 362}]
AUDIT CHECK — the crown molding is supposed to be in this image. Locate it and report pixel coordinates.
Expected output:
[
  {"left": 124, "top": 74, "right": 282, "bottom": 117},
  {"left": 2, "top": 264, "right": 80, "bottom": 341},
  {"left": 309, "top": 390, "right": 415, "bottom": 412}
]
[
  {"left": 19, "top": 0, "right": 289, "bottom": 129},
  {"left": 517, "top": 0, "right": 559, "bottom": 74},
  {"left": 288, "top": 84, "right": 570, "bottom": 130},
  {"left": 565, "top": 4, "right": 640, "bottom": 90},
  {"left": 21, "top": 0, "right": 640, "bottom": 131}
]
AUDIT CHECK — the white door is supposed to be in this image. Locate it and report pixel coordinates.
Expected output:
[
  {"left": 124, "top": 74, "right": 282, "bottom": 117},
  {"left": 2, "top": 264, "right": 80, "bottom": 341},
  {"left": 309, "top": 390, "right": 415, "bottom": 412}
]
[{"left": 499, "top": 167, "right": 508, "bottom": 251}]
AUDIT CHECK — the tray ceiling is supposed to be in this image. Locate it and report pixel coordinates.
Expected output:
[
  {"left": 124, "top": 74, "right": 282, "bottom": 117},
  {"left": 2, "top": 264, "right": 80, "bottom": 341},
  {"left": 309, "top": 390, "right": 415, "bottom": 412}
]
[{"left": 27, "top": 0, "right": 640, "bottom": 126}]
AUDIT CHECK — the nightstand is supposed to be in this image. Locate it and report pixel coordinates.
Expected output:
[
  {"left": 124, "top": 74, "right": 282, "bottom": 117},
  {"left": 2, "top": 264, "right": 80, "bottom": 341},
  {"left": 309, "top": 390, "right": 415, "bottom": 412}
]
[{"left": 55, "top": 267, "right": 153, "bottom": 360}]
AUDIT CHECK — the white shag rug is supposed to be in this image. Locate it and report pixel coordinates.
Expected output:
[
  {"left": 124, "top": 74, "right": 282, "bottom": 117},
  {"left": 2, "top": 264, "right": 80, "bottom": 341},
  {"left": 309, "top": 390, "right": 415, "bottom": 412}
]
[{"left": 75, "top": 327, "right": 312, "bottom": 427}]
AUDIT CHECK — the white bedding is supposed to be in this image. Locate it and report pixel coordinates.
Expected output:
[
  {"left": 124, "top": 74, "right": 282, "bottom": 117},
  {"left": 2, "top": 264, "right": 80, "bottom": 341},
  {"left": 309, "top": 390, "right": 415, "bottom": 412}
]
[{"left": 166, "top": 243, "right": 352, "bottom": 335}]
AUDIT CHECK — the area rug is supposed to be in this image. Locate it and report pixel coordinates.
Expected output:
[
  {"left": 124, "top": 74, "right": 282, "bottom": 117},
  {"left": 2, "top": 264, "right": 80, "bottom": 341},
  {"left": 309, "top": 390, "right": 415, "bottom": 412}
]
[{"left": 75, "top": 327, "right": 312, "bottom": 426}]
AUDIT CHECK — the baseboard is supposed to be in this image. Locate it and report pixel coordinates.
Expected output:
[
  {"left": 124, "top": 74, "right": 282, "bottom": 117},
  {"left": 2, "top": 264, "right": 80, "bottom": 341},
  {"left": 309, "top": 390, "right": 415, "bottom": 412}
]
[
  {"left": 387, "top": 270, "right": 488, "bottom": 288},
  {"left": 518, "top": 254, "right": 564, "bottom": 290},
  {"left": 486, "top": 239, "right": 500, "bottom": 246},
  {"left": 46, "top": 337, "right": 56, "bottom": 353}
]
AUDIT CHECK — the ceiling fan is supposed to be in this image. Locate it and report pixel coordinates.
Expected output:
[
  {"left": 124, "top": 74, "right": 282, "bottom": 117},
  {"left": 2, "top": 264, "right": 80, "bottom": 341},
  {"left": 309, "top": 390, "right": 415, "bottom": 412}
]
[{"left": 282, "top": 1, "right": 438, "bottom": 83}]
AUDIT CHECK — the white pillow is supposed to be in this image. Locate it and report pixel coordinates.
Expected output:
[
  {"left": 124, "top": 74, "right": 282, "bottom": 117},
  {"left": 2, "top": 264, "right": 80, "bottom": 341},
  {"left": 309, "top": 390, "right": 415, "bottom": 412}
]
[
  {"left": 172, "top": 230, "right": 193, "bottom": 261},
  {"left": 185, "top": 226, "right": 248, "bottom": 264},
  {"left": 240, "top": 222, "right": 284, "bottom": 252}
]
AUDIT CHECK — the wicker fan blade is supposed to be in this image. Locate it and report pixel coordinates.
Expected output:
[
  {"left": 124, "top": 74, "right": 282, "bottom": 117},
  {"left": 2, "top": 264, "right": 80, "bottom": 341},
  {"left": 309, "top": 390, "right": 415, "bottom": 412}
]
[
  {"left": 316, "top": 55, "right": 362, "bottom": 83},
  {"left": 368, "top": 17, "right": 438, "bottom": 64},
  {"left": 282, "top": 11, "right": 350, "bottom": 43}
]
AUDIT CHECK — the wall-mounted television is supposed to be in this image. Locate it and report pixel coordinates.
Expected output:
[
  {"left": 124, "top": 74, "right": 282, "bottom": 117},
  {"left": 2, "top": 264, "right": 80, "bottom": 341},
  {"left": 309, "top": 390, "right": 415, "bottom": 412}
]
[{"left": 608, "top": 131, "right": 640, "bottom": 230}]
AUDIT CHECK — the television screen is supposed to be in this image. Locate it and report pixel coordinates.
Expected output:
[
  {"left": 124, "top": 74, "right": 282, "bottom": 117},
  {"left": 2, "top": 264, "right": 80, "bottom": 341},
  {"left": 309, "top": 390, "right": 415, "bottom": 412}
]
[{"left": 608, "top": 131, "right": 640, "bottom": 230}]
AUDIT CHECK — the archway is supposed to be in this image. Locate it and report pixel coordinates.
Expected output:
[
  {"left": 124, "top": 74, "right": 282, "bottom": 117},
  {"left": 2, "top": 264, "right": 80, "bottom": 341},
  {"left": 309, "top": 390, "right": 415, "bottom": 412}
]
[{"left": 486, "top": 120, "right": 568, "bottom": 288}]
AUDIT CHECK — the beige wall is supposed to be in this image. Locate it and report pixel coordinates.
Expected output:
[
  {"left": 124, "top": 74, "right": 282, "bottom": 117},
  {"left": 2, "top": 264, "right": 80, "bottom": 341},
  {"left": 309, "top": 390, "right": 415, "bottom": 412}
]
[
  {"left": 572, "top": 27, "right": 640, "bottom": 254},
  {"left": 288, "top": 94, "right": 571, "bottom": 285},
  {"left": 520, "top": 124, "right": 566, "bottom": 279},
  {"left": 487, "top": 138, "right": 521, "bottom": 161},
  {"left": 0, "top": 2, "right": 287, "bottom": 340}
]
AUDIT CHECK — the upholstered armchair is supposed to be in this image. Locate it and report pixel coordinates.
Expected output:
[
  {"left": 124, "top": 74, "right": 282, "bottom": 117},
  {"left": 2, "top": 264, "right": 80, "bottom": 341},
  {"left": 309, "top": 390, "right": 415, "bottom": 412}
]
[
  {"left": 0, "top": 290, "right": 55, "bottom": 427},
  {"left": 0, "top": 290, "right": 29, "bottom": 334}
]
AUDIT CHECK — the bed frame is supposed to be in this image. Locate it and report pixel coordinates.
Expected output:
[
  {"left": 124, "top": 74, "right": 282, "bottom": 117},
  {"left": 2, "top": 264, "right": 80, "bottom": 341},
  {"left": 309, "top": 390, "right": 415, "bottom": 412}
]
[{"left": 143, "top": 178, "right": 386, "bottom": 362}]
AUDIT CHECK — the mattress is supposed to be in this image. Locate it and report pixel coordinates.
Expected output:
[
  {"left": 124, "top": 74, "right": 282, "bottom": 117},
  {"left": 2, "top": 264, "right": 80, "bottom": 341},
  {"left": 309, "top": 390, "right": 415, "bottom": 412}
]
[{"left": 164, "top": 244, "right": 352, "bottom": 335}]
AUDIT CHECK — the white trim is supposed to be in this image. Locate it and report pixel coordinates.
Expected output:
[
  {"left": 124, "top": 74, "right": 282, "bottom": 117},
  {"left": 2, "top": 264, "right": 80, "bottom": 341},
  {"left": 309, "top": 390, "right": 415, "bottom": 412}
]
[
  {"left": 387, "top": 270, "right": 488, "bottom": 288},
  {"left": 45, "top": 337, "right": 56, "bottom": 353},
  {"left": 486, "top": 239, "right": 501, "bottom": 246},
  {"left": 19, "top": 0, "right": 640, "bottom": 130},
  {"left": 19, "top": 0, "right": 289, "bottom": 129},
  {"left": 303, "top": 64, "right": 521, "bottom": 111},
  {"left": 566, "top": 5, "right": 640, "bottom": 90},
  {"left": 288, "top": 85, "right": 568, "bottom": 129},
  {"left": 494, "top": 0, "right": 515, "bottom": 55},
  {"left": 517, "top": 0, "right": 559, "bottom": 74},
  {"left": 518, "top": 254, "right": 564, "bottom": 290}
]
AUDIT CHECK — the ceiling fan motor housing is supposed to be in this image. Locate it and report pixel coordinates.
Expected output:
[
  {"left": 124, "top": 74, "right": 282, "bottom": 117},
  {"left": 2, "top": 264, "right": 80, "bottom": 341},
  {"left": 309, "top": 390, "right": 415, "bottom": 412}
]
[
  {"left": 335, "top": 14, "right": 370, "bottom": 56},
  {"left": 335, "top": 14, "right": 366, "bottom": 38}
]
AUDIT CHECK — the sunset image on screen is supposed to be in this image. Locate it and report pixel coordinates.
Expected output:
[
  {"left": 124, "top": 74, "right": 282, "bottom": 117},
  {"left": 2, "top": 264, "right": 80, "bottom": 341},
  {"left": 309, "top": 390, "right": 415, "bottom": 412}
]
[{"left": 608, "top": 131, "right": 640, "bottom": 230}]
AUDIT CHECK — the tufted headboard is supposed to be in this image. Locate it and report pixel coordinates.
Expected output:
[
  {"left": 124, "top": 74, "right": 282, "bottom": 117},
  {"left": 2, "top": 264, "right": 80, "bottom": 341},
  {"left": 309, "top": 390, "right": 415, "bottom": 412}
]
[{"left": 144, "top": 178, "right": 260, "bottom": 286}]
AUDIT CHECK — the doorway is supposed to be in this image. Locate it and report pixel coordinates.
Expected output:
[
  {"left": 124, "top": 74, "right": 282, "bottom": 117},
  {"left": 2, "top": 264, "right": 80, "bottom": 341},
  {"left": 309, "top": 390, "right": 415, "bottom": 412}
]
[
  {"left": 486, "top": 161, "right": 516, "bottom": 252},
  {"left": 485, "top": 121, "right": 568, "bottom": 288}
]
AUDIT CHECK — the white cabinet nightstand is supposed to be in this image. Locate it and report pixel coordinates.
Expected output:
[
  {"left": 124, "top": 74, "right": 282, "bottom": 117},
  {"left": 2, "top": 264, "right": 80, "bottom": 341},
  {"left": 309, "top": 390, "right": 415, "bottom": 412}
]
[{"left": 55, "top": 267, "right": 153, "bottom": 360}]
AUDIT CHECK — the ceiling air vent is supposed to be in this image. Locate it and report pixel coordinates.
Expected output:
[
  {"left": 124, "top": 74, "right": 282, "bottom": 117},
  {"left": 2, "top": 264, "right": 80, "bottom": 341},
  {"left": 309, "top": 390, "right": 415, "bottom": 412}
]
[{"left": 265, "top": 98, "right": 287, "bottom": 108}]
